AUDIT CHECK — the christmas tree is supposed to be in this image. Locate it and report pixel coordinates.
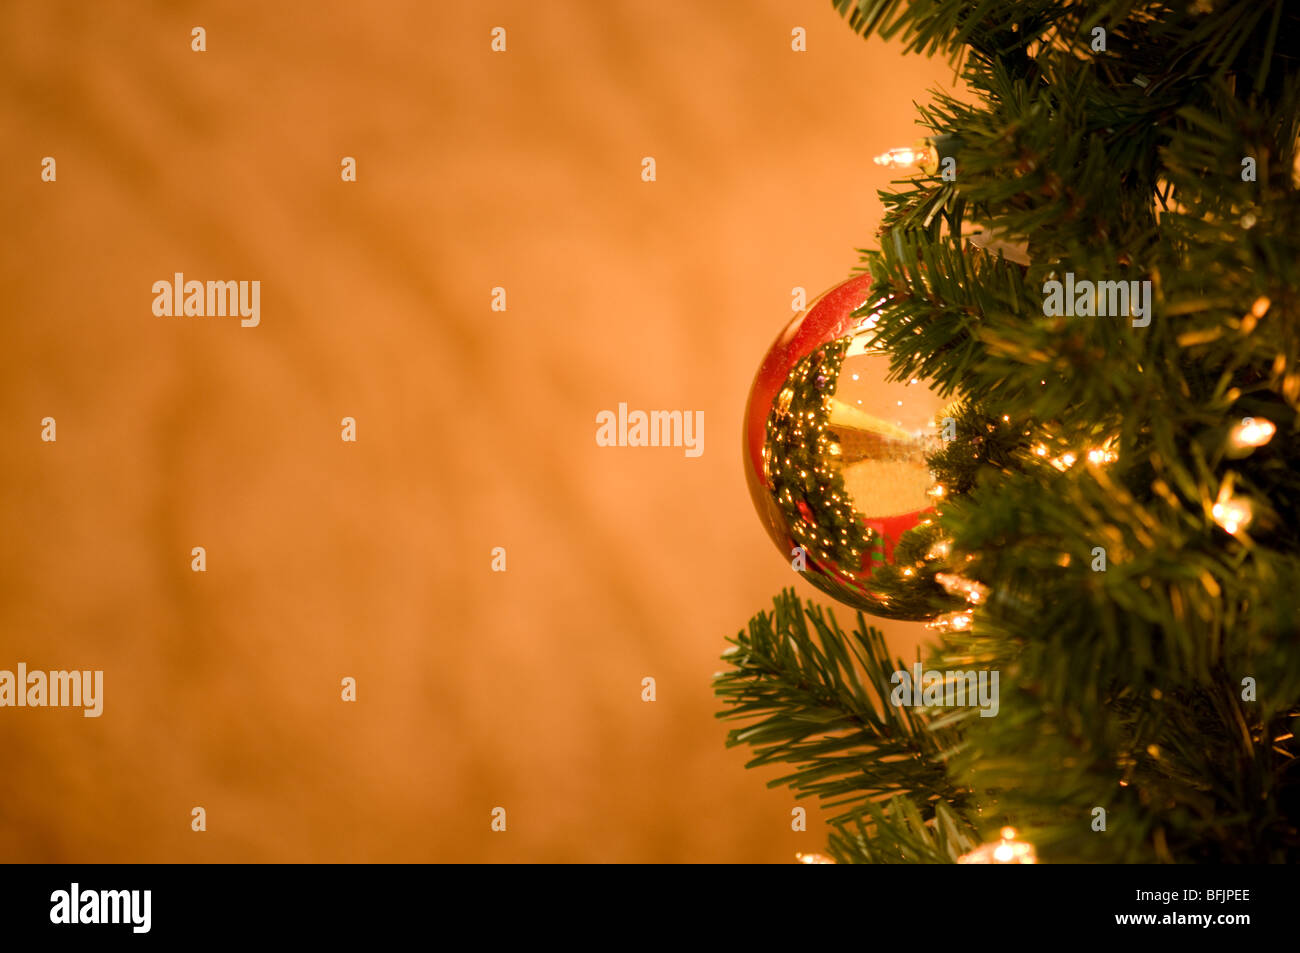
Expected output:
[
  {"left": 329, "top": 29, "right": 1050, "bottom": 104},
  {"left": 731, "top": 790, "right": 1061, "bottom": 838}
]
[{"left": 717, "top": 0, "right": 1300, "bottom": 863}]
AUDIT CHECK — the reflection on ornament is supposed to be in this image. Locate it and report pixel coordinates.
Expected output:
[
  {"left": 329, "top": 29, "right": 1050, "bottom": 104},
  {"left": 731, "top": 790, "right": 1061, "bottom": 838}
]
[
  {"left": 926, "top": 610, "right": 973, "bottom": 633},
  {"left": 934, "top": 572, "right": 989, "bottom": 605},
  {"left": 957, "top": 827, "right": 1038, "bottom": 864},
  {"left": 1051, "top": 451, "right": 1077, "bottom": 471},
  {"left": 743, "top": 274, "right": 953, "bottom": 618},
  {"left": 925, "top": 539, "right": 952, "bottom": 561},
  {"left": 1229, "top": 417, "right": 1275, "bottom": 453},
  {"left": 1086, "top": 443, "right": 1119, "bottom": 466},
  {"left": 795, "top": 852, "right": 836, "bottom": 865}
]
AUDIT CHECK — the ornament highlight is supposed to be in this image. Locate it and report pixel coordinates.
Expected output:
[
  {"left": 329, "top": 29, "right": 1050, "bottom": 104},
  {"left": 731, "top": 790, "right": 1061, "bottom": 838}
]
[{"left": 743, "top": 274, "right": 950, "bottom": 617}]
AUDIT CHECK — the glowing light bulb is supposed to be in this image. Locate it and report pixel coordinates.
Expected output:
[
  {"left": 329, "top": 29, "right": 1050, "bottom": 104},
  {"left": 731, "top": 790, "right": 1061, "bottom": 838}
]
[
  {"left": 1212, "top": 496, "right": 1252, "bottom": 534},
  {"left": 1229, "top": 416, "right": 1275, "bottom": 452},
  {"left": 1050, "top": 451, "right": 1077, "bottom": 471},
  {"left": 872, "top": 134, "right": 951, "bottom": 174},
  {"left": 926, "top": 539, "right": 952, "bottom": 560},
  {"left": 873, "top": 146, "right": 925, "bottom": 168},
  {"left": 957, "top": 827, "right": 1038, "bottom": 864},
  {"left": 934, "top": 572, "right": 990, "bottom": 605},
  {"left": 795, "top": 852, "right": 835, "bottom": 865}
]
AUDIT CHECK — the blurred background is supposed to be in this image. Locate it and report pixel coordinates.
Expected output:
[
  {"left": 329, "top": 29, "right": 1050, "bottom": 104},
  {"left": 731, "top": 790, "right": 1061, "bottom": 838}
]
[{"left": 0, "top": 1, "right": 960, "bottom": 862}]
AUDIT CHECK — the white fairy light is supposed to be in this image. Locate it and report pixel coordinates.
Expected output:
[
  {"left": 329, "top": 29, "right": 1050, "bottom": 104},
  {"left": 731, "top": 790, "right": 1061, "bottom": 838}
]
[{"left": 1229, "top": 417, "right": 1275, "bottom": 452}]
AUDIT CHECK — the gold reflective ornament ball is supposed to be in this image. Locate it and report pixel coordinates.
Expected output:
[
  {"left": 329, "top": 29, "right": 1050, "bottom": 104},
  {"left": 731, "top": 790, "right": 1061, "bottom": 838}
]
[{"left": 743, "top": 274, "right": 951, "bottom": 619}]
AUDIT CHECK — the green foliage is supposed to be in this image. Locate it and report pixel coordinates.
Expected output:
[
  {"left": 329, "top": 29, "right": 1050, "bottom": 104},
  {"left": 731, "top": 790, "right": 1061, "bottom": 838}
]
[
  {"left": 717, "top": 1, "right": 1300, "bottom": 863},
  {"left": 828, "top": 797, "right": 977, "bottom": 864},
  {"left": 714, "top": 591, "right": 967, "bottom": 825}
]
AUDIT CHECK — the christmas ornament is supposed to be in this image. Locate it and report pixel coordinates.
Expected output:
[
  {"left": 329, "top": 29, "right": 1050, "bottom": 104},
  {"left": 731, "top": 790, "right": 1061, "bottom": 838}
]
[
  {"left": 957, "top": 827, "right": 1038, "bottom": 864},
  {"left": 743, "top": 274, "right": 951, "bottom": 618}
]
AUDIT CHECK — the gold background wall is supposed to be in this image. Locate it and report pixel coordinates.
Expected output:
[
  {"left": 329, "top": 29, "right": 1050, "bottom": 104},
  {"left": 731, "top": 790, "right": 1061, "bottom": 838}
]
[{"left": 0, "top": 1, "right": 957, "bottom": 862}]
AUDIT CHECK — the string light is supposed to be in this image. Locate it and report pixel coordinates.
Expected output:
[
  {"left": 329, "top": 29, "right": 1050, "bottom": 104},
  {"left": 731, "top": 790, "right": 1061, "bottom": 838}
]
[
  {"left": 1228, "top": 416, "right": 1275, "bottom": 453},
  {"left": 873, "top": 135, "right": 963, "bottom": 175},
  {"left": 1033, "top": 438, "right": 1119, "bottom": 470},
  {"left": 958, "top": 827, "right": 1038, "bottom": 864},
  {"left": 873, "top": 142, "right": 937, "bottom": 171},
  {"left": 1212, "top": 494, "right": 1252, "bottom": 535},
  {"left": 796, "top": 852, "right": 835, "bottom": 865}
]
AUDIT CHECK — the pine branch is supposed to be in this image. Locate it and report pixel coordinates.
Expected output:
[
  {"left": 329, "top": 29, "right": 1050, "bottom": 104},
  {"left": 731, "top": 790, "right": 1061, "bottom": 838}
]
[
  {"left": 714, "top": 590, "right": 969, "bottom": 826},
  {"left": 729, "top": 0, "right": 1300, "bottom": 863},
  {"left": 828, "top": 796, "right": 978, "bottom": 864}
]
